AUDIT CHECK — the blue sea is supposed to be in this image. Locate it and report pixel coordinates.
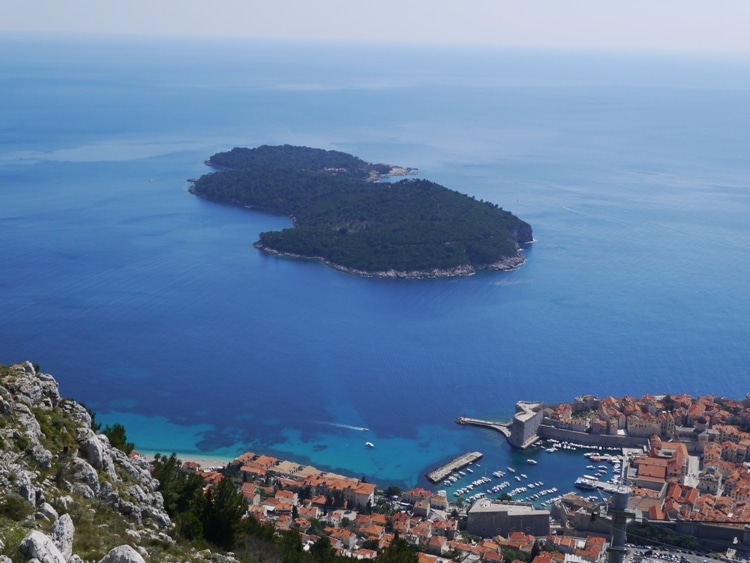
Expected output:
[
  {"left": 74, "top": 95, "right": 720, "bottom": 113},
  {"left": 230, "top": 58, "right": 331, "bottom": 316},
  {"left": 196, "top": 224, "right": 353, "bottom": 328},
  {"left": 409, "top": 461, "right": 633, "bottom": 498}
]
[{"left": 2, "top": 35, "right": 750, "bottom": 493}]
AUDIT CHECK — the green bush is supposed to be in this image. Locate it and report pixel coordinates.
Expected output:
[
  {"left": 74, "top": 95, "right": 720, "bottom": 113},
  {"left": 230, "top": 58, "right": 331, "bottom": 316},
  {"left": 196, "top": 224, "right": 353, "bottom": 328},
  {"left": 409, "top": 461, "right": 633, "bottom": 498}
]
[
  {"left": 14, "top": 434, "right": 30, "bottom": 453},
  {"left": 0, "top": 493, "right": 33, "bottom": 521},
  {"left": 101, "top": 423, "right": 134, "bottom": 455}
]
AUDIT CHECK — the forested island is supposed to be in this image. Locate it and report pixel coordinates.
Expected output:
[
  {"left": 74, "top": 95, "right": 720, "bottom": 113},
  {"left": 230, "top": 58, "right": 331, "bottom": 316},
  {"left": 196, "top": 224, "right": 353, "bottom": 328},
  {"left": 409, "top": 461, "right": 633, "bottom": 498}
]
[{"left": 190, "top": 145, "right": 533, "bottom": 278}]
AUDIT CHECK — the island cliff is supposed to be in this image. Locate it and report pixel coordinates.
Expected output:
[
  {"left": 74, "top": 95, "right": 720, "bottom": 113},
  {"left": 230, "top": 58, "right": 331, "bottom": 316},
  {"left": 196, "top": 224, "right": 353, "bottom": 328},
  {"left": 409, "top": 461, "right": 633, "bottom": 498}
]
[{"left": 190, "top": 145, "right": 533, "bottom": 278}]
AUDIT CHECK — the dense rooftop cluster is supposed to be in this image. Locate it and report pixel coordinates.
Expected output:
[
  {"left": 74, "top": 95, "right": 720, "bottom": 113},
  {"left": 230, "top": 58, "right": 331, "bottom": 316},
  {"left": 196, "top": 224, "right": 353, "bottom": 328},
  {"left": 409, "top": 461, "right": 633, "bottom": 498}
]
[
  {"left": 546, "top": 394, "right": 750, "bottom": 439},
  {"left": 188, "top": 453, "right": 619, "bottom": 563},
  {"left": 545, "top": 393, "right": 750, "bottom": 527}
]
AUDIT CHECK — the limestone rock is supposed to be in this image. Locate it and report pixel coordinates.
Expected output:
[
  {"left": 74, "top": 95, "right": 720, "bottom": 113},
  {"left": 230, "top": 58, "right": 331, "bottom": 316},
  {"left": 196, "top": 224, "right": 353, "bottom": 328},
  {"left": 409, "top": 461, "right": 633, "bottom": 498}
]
[
  {"left": 59, "top": 400, "right": 92, "bottom": 427},
  {"left": 55, "top": 496, "right": 74, "bottom": 511},
  {"left": 0, "top": 393, "right": 12, "bottom": 415},
  {"left": 69, "top": 458, "right": 99, "bottom": 496},
  {"left": 99, "top": 480, "right": 118, "bottom": 503},
  {"left": 13, "top": 403, "right": 43, "bottom": 442},
  {"left": 49, "top": 513, "right": 75, "bottom": 560},
  {"left": 17, "top": 470, "right": 44, "bottom": 506},
  {"left": 98, "top": 545, "right": 146, "bottom": 563},
  {"left": 7, "top": 363, "right": 60, "bottom": 409},
  {"left": 29, "top": 445, "right": 53, "bottom": 470},
  {"left": 19, "top": 530, "right": 66, "bottom": 563},
  {"left": 78, "top": 429, "right": 107, "bottom": 470},
  {"left": 34, "top": 502, "right": 58, "bottom": 521}
]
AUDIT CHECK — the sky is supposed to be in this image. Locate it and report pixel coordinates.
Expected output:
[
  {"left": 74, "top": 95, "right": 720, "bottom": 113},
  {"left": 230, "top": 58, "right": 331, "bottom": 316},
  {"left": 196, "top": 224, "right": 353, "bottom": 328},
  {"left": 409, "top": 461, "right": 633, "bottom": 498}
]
[{"left": 2, "top": 0, "right": 750, "bottom": 54}]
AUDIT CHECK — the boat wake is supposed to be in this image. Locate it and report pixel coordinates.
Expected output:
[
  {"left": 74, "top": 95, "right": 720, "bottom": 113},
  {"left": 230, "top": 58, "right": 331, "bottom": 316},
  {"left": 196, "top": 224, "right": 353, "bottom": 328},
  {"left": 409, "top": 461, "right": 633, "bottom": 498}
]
[{"left": 314, "top": 421, "right": 369, "bottom": 432}]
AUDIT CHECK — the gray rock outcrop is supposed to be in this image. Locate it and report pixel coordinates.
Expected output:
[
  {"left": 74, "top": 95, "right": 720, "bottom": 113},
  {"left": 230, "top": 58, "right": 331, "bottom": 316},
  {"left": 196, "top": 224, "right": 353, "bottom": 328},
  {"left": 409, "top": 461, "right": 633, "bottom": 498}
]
[
  {"left": 98, "top": 545, "right": 146, "bottom": 563},
  {"left": 0, "top": 361, "right": 176, "bottom": 562},
  {"left": 49, "top": 513, "right": 75, "bottom": 560},
  {"left": 19, "top": 530, "right": 66, "bottom": 563}
]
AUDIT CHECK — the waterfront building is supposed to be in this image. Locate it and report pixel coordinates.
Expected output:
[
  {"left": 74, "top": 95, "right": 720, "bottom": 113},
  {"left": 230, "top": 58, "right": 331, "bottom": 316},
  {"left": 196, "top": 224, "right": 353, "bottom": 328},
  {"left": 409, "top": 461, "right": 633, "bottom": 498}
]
[
  {"left": 302, "top": 474, "right": 376, "bottom": 509},
  {"left": 430, "top": 492, "right": 449, "bottom": 511},
  {"left": 466, "top": 499, "right": 550, "bottom": 538},
  {"left": 414, "top": 499, "right": 430, "bottom": 517},
  {"left": 509, "top": 402, "right": 544, "bottom": 448},
  {"left": 572, "top": 395, "right": 600, "bottom": 412},
  {"left": 402, "top": 487, "right": 433, "bottom": 504},
  {"left": 590, "top": 417, "right": 607, "bottom": 435},
  {"left": 626, "top": 413, "right": 660, "bottom": 438}
]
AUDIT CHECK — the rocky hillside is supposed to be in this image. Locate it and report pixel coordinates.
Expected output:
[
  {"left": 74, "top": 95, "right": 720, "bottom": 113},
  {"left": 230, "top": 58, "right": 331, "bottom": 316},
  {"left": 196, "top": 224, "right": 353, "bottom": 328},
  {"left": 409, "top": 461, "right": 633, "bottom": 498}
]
[{"left": 0, "top": 362, "right": 235, "bottom": 563}]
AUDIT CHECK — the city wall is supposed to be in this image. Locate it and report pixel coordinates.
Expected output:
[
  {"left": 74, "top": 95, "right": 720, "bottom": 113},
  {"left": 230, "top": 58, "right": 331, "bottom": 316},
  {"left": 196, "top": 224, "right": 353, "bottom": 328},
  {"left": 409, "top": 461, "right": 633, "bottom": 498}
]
[
  {"left": 638, "top": 520, "right": 750, "bottom": 552},
  {"left": 536, "top": 424, "right": 649, "bottom": 449}
]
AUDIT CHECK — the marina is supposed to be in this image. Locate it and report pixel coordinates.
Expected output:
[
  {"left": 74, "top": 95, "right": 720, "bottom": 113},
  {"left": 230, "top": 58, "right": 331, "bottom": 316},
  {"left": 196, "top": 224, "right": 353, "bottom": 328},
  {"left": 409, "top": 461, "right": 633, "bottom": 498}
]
[
  {"left": 428, "top": 438, "right": 628, "bottom": 508},
  {"left": 425, "top": 451, "right": 484, "bottom": 484}
]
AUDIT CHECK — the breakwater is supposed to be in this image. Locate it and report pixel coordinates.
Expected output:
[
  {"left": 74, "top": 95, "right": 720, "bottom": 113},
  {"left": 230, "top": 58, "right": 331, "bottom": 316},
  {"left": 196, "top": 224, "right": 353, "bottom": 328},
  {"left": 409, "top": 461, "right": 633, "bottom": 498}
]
[
  {"left": 425, "top": 451, "right": 483, "bottom": 483},
  {"left": 456, "top": 413, "right": 650, "bottom": 451},
  {"left": 455, "top": 416, "right": 511, "bottom": 438}
]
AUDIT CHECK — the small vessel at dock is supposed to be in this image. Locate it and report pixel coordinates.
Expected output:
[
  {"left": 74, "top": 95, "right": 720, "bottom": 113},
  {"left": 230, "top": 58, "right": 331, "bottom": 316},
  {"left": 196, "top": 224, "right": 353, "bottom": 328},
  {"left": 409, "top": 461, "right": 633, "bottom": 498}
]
[{"left": 575, "top": 477, "right": 597, "bottom": 490}]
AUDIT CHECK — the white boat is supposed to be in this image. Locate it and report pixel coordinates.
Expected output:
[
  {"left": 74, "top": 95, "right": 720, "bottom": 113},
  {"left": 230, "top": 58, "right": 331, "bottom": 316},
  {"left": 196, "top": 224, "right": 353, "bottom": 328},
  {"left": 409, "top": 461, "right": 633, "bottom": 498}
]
[
  {"left": 527, "top": 459, "right": 538, "bottom": 465},
  {"left": 575, "top": 477, "right": 597, "bottom": 491},
  {"left": 507, "top": 466, "right": 516, "bottom": 472},
  {"left": 365, "top": 441, "right": 374, "bottom": 448}
]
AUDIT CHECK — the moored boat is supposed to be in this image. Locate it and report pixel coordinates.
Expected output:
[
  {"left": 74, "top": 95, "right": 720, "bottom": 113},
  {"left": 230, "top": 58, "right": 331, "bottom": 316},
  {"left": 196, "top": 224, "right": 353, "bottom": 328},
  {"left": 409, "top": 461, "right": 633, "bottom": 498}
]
[{"left": 575, "top": 477, "right": 597, "bottom": 490}]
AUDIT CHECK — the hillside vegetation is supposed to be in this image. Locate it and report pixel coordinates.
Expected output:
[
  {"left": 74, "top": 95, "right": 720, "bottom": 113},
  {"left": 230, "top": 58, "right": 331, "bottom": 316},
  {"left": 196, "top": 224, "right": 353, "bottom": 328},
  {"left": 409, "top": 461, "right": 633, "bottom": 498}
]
[
  {"left": 0, "top": 362, "right": 420, "bottom": 563},
  {"left": 190, "top": 145, "right": 532, "bottom": 277}
]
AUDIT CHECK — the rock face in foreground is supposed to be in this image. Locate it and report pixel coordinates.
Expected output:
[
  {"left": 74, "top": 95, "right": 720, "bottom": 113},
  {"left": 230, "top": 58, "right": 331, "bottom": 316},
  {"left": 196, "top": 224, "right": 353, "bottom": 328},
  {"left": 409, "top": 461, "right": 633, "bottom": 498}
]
[{"left": 0, "top": 362, "right": 238, "bottom": 563}]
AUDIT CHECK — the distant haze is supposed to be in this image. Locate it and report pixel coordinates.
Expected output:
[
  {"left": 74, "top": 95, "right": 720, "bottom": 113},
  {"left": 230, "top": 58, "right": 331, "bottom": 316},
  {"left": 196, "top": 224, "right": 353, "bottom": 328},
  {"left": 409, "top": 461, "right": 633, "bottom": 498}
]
[{"left": 3, "top": 0, "right": 750, "bottom": 55}]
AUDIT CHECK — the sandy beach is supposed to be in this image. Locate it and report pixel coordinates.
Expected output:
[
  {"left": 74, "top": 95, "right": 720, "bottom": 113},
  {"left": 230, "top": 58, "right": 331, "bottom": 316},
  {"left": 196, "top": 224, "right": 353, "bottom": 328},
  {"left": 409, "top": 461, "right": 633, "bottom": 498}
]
[{"left": 139, "top": 450, "right": 237, "bottom": 471}]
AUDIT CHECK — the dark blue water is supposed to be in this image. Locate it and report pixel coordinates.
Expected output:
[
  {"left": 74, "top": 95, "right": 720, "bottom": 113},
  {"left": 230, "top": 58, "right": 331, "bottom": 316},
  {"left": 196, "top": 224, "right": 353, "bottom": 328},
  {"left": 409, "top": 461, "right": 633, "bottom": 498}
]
[{"left": 2, "top": 36, "right": 750, "bottom": 491}]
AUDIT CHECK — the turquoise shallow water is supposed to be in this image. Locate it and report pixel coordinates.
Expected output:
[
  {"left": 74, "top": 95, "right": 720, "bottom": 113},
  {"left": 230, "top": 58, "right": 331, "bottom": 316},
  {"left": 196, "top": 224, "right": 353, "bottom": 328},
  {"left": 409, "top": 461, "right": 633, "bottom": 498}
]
[{"left": 1, "top": 36, "right": 750, "bottom": 491}]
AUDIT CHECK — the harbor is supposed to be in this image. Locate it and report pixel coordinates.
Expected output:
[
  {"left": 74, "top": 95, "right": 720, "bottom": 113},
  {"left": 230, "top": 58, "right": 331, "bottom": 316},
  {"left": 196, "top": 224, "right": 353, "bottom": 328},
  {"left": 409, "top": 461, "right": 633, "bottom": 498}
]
[
  {"left": 424, "top": 437, "right": 628, "bottom": 508},
  {"left": 425, "top": 451, "right": 484, "bottom": 483}
]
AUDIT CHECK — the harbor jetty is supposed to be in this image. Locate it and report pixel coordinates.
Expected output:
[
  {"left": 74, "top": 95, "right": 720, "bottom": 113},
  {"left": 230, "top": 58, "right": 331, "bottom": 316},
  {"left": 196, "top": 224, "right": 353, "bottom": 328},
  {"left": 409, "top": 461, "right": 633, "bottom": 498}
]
[
  {"left": 455, "top": 416, "right": 511, "bottom": 439},
  {"left": 425, "top": 451, "right": 483, "bottom": 484}
]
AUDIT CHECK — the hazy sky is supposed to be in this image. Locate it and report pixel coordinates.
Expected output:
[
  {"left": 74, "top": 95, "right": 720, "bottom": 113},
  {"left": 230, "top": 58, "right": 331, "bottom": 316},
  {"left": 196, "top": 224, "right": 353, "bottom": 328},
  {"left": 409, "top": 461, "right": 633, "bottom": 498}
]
[{"left": 3, "top": 0, "right": 750, "bottom": 54}]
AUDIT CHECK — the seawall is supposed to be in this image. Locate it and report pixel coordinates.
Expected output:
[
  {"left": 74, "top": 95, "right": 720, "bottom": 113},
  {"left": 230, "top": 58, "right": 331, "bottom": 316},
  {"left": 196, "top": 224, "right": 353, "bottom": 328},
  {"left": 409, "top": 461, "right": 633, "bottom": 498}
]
[{"left": 536, "top": 425, "right": 649, "bottom": 449}]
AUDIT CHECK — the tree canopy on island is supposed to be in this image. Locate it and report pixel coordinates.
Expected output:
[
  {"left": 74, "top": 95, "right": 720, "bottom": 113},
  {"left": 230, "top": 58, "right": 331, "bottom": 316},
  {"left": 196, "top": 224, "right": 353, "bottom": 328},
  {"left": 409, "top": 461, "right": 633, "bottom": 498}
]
[
  {"left": 191, "top": 145, "right": 532, "bottom": 276},
  {"left": 205, "top": 144, "right": 393, "bottom": 180}
]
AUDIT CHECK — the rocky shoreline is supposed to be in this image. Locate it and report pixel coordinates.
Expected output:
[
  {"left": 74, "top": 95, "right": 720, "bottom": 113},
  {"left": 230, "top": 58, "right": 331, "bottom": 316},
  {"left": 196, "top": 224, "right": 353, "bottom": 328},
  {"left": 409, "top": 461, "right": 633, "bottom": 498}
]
[{"left": 253, "top": 242, "right": 526, "bottom": 279}]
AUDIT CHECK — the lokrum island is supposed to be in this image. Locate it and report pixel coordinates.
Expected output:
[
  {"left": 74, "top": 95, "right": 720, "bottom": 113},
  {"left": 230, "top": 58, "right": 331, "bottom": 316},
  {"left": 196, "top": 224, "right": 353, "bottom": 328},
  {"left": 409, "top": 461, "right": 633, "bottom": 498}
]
[{"left": 189, "top": 145, "right": 533, "bottom": 278}]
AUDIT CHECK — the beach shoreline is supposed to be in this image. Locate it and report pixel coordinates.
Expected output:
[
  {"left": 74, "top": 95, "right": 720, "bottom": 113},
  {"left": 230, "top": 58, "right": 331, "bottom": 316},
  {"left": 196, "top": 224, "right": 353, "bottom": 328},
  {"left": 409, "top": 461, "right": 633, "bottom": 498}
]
[{"left": 138, "top": 449, "right": 236, "bottom": 471}]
